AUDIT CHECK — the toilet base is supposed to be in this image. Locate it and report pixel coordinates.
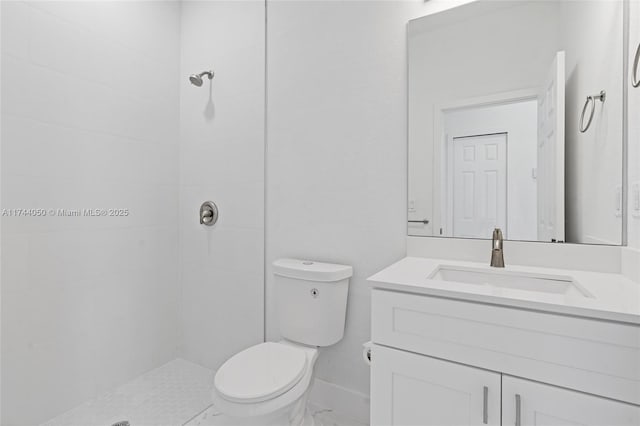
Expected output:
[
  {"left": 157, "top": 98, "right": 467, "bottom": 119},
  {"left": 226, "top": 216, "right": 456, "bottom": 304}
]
[{"left": 214, "top": 389, "right": 313, "bottom": 426}]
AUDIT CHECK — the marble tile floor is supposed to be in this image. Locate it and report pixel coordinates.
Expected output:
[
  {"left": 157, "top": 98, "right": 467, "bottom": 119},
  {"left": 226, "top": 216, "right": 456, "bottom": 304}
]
[
  {"left": 184, "top": 404, "right": 366, "bottom": 426},
  {"left": 39, "top": 359, "right": 366, "bottom": 426}
]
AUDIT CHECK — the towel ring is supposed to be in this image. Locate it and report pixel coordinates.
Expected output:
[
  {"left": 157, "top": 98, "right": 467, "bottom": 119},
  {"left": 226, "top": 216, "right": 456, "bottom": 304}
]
[
  {"left": 579, "top": 90, "right": 606, "bottom": 133},
  {"left": 633, "top": 42, "right": 640, "bottom": 88}
]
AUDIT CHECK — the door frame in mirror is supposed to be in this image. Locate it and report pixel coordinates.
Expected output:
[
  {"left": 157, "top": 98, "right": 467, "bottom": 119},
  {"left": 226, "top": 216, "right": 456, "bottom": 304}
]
[{"left": 432, "top": 88, "right": 539, "bottom": 239}]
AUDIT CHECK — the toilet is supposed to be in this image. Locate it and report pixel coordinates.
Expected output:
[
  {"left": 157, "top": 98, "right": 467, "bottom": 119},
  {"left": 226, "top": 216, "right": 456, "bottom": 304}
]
[{"left": 211, "top": 258, "right": 353, "bottom": 426}]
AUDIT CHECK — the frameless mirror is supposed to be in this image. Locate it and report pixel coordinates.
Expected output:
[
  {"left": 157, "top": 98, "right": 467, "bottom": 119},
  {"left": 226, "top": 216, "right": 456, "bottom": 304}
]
[{"left": 408, "top": 0, "right": 626, "bottom": 245}]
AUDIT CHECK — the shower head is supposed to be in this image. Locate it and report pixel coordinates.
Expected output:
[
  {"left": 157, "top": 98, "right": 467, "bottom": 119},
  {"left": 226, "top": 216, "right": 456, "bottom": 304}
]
[{"left": 189, "top": 70, "right": 214, "bottom": 87}]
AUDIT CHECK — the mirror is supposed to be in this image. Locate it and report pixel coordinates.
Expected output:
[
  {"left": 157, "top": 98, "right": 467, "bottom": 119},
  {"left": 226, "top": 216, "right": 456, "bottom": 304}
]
[{"left": 408, "top": 0, "right": 626, "bottom": 245}]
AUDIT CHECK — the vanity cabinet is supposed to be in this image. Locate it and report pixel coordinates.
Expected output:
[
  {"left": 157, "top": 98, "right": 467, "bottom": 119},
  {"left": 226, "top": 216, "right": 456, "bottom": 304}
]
[
  {"left": 501, "top": 376, "right": 640, "bottom": 426},
  {"left": 370, "top": 289, "right": 640, "bottom": 426},
  {"left": 371, "top": 345, "right": 501, "bottom": 426},
  {"left": 372, "top": 350, "right": 640, "bottom": 426}
]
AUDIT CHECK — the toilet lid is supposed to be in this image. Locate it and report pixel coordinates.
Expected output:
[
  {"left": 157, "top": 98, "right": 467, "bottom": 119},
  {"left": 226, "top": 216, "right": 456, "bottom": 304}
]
[{"left": 214, "top": 342, "right": 308, "bottom": 403}]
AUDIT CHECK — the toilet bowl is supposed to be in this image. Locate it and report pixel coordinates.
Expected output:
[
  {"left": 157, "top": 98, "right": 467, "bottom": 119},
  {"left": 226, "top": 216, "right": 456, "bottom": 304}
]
[
  {"left": 211, "top": 258, "right": 352, "bottom": 426},
  {"left": 212, "top": 341, "right": 318, "bottom": 426}
]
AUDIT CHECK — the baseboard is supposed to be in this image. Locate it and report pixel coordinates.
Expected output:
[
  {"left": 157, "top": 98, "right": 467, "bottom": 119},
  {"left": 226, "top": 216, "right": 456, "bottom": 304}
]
[{"left": 308, "top": 378, "right": 370, "bottom": 425}]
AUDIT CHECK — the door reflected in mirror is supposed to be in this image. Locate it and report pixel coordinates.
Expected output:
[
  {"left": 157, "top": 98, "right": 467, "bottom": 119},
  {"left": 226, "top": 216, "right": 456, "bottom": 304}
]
[{"left": 407, "top": 0, "right": 625, "bottom": 245}]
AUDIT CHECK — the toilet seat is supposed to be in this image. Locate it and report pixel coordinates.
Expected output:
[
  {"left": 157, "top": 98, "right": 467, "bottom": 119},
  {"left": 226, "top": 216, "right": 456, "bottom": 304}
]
[
  {"left": 214, "top": 342, "right": 309, "bottom": 404},
  {"left": 212, "top": 341, "right": 319, "bottom": 419}
]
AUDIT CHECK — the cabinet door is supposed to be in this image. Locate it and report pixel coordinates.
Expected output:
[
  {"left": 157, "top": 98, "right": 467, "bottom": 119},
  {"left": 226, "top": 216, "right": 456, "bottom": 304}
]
[
  {"left": 371, "top": 345, "right": 501, "bottom": 426},
  {"left": 502, "top": 376, "right": 640, "bottom": 426}
]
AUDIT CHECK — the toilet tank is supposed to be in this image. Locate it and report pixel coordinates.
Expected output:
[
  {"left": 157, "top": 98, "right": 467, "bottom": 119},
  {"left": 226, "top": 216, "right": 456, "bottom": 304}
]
[{"left": 273, "top": 258, "right": 353, "bottom": 347}]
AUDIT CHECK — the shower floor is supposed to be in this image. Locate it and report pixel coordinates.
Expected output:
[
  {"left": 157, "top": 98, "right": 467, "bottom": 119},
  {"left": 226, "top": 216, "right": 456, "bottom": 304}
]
[{"left": 40, "top": 359, "right": 365, "bottom": 426}]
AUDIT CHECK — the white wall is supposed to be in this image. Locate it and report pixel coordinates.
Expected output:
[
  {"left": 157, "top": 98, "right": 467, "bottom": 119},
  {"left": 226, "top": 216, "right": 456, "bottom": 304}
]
[
  {"left": 442, "top": 101, "right": 538, "bottom": 241},
  {"left": 178, "top": 0, "right": 265, "bottom": 370},
  {"left": 563, "top": 0, "right": 624, "bottom": 245},
  {"left": 1, "top": 2, "right": 181, "bottom": 424}
]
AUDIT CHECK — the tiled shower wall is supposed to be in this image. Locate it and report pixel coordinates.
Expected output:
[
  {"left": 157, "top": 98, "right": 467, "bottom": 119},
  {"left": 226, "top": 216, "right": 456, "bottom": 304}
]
[
  {"left": 1, "top": 2, "right": 181, "bottom": 424},
  {"left": 177, "top": 0, "right": 265, "bottom": 371},
  {"left": 1, "top": 1, "right": 267, "bottom": 423}
]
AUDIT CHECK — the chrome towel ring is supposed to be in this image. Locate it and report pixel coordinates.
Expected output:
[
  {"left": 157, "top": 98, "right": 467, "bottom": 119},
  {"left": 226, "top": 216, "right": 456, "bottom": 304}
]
[
  {"left": 633, "top": 42, "right": 640, "bottom": 88},
  {"left": 579, "top": 90, "right": 606, "bottom": 133}
]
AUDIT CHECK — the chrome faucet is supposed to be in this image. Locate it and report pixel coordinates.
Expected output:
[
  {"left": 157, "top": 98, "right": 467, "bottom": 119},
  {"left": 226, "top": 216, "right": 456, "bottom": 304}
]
[{"left": 490, "top": 228, "right": 505, "bottom": 268}]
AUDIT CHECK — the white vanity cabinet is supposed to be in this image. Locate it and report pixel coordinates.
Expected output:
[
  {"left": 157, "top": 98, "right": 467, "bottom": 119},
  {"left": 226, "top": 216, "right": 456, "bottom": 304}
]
[
  {"left": 371, "top": 345, "right": 501, "bottom": 426},
  {"left": 370, "top": 289, "right": 640, "bottom": 426},
  {"left": 501, "top": 376, "right": 640, "bottom": 426}
]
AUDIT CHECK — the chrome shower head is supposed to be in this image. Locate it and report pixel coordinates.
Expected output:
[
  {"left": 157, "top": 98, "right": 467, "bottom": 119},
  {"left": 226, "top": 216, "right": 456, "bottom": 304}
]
[
  {"left": 189, "top": 70, "right": 214, "bottom": 87},
  {"left": 189, "top": 75, "right": 203, "bottom": 87}
]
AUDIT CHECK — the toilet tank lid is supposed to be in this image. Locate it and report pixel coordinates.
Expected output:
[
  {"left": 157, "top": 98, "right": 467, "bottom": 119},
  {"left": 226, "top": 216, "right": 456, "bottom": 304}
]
[{"left": 273, "top": 258, "right": 353, "bottom": 282}]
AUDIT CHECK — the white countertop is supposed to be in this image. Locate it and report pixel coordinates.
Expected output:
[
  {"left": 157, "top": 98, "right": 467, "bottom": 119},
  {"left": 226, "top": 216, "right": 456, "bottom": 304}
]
[{"left": 368, "top": 257, "right": 640, "bottom": 325}]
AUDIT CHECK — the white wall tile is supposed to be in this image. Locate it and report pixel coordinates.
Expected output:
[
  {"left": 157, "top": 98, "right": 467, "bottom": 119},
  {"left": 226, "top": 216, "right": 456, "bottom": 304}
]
[
  {"left": 178, "top": 0, "right": 265, "bottom": 372},
  {"left": 26, "top": 1, "right": 181, "bottom": 67},
  {"left": 1, "top": 2, "right": 181, "bottom": 424},
  {"left": 0, "top": 0, "right": 30, "bottom": 60},
  {"left": 181, "top": 265, "right": 263, "bottom": 369}
]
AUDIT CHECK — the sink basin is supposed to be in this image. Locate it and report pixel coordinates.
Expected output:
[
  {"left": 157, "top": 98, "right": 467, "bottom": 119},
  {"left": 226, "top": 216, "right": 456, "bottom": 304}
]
[{"left": 428, "top": 265, "right": 593, "bottom": 298}]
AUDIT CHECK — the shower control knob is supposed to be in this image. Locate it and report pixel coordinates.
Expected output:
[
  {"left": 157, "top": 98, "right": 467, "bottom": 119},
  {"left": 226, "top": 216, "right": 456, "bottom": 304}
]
[{"left": 199, "top": 201, "right": 219, "bottom": 226}]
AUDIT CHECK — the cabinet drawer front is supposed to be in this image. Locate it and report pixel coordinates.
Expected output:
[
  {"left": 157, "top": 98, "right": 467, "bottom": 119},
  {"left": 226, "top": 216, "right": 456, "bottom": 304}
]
[
  {"left": 502, "top": 375, "right": 640, "bottom": 426},
  {"left": 372, "top": 289, "right": 640, "bottom": 405},
  {"left": 371, "top": 345, "right": 501, "bottom": 426}
]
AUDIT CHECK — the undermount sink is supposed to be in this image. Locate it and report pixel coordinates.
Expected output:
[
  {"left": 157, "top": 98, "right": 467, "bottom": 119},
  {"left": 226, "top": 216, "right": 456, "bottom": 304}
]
[{"left": 428, "top": 265, "right": 594, "bottom": 298}]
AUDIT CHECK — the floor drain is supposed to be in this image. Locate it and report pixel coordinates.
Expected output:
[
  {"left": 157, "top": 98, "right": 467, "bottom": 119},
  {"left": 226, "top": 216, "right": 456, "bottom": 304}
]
[{"left": 111, "top": 422, "right": 130, "bottom": 426}]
